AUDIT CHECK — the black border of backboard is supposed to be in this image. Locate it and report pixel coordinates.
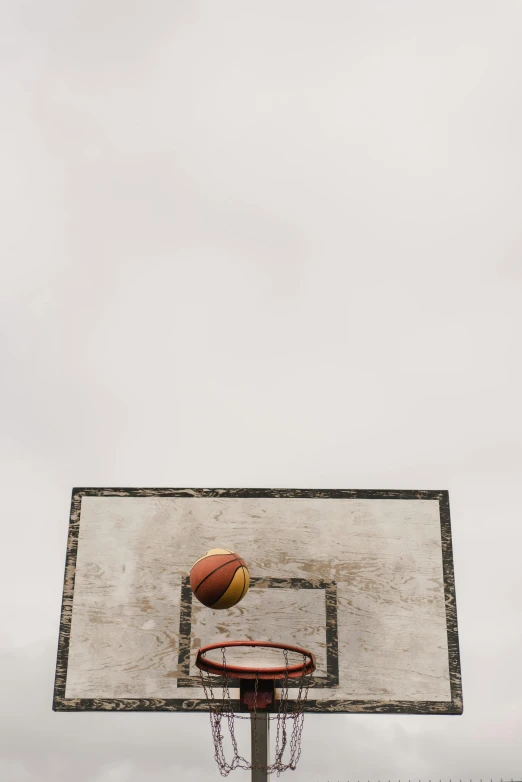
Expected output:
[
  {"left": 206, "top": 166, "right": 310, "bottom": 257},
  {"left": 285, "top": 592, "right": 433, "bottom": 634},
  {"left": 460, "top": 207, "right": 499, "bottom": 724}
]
[{"left": 53, "top": 488, "right": 463, "bottom": 714}]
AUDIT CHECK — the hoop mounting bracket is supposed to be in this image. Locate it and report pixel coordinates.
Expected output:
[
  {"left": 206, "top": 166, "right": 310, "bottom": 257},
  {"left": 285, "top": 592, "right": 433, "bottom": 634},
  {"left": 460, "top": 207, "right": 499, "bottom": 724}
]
[{"left": 239, "top": 679, "right": 275, "bottom": 712}]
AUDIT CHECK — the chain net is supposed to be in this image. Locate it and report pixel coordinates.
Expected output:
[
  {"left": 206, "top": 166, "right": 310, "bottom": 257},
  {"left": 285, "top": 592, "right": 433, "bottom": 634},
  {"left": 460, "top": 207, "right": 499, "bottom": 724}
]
[{"left": 199, "top": 646, "right": 314, "bottom": 777}]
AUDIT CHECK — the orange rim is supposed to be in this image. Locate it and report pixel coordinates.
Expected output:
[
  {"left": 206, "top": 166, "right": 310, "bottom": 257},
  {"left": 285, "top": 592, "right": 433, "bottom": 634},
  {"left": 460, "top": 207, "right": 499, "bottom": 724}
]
[{"left": 195, "top": 640, "right": 316, "bottom": 680}]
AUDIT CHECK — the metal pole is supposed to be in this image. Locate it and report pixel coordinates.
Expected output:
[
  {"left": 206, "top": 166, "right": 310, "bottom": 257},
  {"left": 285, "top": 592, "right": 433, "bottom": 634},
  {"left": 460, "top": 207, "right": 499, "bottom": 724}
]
[{"left": 250, "top": 712, "right": 269, "bottom": 782}]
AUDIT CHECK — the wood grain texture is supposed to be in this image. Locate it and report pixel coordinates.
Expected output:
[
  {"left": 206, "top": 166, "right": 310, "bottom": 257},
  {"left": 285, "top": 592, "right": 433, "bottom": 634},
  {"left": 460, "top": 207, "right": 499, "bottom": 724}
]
[{"left": 53, "top": 488, "right": 462, "bottom": 714}]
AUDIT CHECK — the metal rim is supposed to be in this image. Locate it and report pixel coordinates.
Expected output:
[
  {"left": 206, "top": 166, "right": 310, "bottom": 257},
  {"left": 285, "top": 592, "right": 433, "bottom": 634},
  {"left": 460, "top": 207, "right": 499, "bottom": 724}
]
[{"left": 195, "top": 640, "right": 316, "bottom": 680}]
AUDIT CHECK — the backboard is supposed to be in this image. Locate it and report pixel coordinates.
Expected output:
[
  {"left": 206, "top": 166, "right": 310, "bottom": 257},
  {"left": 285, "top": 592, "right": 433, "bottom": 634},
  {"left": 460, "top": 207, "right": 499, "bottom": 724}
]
[{"left": 53, "top": 488, "right": 462, "bottom": 714}]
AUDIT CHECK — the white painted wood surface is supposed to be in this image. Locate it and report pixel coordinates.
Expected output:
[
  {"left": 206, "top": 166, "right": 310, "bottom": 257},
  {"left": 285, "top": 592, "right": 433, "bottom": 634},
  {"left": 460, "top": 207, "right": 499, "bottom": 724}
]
[{"left": 62, "top": 493, "right": 456, "bottom": 711}]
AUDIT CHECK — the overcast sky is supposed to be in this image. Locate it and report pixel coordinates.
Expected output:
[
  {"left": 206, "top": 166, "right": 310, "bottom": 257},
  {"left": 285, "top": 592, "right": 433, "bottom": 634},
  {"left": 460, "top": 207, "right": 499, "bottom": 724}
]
[{"left": 1, "top": 1, "right": 522, "bottom": 781}]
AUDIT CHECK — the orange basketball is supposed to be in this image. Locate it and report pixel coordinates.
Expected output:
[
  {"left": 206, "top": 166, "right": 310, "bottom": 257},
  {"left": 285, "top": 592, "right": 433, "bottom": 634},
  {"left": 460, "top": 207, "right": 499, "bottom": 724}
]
[{"left": 190, "top": 548, "right": 250, "bottom": 609}]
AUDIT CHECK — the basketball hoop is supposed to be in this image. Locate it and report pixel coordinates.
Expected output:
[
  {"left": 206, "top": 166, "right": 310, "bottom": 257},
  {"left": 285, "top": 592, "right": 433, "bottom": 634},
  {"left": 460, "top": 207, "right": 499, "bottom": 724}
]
[
  {"left": 195, "top": 640, "right": 316, "bottom": 778},
  {"left": 196, "top": 640, "right": 316, "bottom": 680}
]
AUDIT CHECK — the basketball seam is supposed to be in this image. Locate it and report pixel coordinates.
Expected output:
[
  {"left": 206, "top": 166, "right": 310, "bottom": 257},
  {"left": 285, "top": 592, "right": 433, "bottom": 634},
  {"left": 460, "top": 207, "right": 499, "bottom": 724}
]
[
  {"left": 208, "top": 563, "right": 246, "bottom": 607},
  {"left": 192, "top": 549, "right": 234, "bottom": 565},
  {"left": 193, "top": 554, "right": 244, "bottom": 595},
  {"left": 238, "top": 567, "right": 248, "bottom": 603}
]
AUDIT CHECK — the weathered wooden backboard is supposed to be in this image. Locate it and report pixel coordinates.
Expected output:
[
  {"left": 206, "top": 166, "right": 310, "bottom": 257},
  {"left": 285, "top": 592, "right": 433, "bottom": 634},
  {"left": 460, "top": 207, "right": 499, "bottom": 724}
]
[{"left": 53, "top": 488, "right": 462, "bottom": 714}]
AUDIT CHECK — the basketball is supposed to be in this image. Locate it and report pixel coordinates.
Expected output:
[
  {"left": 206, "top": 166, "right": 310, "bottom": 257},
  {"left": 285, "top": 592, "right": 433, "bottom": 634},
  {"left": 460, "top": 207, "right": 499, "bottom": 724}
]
[{"left": 190, "top": 548, "right": 250, "bottom": 609}]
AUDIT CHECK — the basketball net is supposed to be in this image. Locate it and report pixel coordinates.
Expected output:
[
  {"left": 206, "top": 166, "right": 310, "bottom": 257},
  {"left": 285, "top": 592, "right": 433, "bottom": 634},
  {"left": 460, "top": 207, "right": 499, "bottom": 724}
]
[{"left": 198, "top": 646, "right": 314, "bottom": 777}]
